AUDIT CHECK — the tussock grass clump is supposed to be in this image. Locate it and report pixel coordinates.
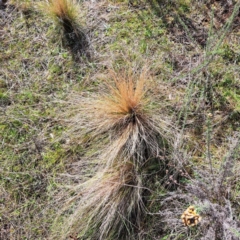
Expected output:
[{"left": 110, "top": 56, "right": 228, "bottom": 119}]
[
  {"left": 41, "top": 0, "right": 90, "bottom": 60},
  {"left": 55, "top": 162, "right": 144, "bottom": 240},
  {"left": 44, "top": 0, "right": 77, "bottom": 24},
  {"left": 70, "top": 70, "right": 171, "bottom": 167},
  {"left": 58, "top": 70, "right": 175, "bottom": 239}
]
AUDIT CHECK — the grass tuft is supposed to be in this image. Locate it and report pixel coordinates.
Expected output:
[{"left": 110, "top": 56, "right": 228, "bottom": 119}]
[
  {"left": 54, "top": 162, "right": 144, "bottom": 240},
  {"left": 44, "top": 0, "right": 77, "bottom": 24},
  {"left": 69, "top": 70, "right": 171, "bottom": 167},
  {"left": 41, "top": 0, "right": 90, "bottom": 60},
  {"left": 58, "top": 70, "right": 175, "bottom": 239}
]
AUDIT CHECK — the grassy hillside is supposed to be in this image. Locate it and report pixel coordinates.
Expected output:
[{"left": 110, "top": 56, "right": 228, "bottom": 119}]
[{"left": 0, "top": 0, "right": 240, "bottom": 239}]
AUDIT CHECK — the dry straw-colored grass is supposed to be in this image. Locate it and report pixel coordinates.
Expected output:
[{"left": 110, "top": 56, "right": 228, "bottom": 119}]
[
  {"left": 55, "top": 70, "right": 175, "bottom": 239},
  {"left": 54, "top": 162, "right": 144, "bottom": 240},
  {"left": 69, "top": 70, "right": 171, "bottom": 167},
  {"left": 42, "top": 0, "right": 78, "bottom": 24},
  {"left": 40, "top": 0, "right": 90, "bottom": 60}
]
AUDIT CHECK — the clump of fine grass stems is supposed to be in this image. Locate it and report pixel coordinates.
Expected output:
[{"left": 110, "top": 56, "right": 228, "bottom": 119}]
[
  {"left": 68, "top": 70, "right": 172, "bottom": 168},
  {"left": 40, "top": 0, "right": 90, "bottom": 61},
  {"left": 57, "top": 162, "right": 144, "bottom": 240},
  {"left": 52, "top": 70, "right": 180, "bottom": 239}
]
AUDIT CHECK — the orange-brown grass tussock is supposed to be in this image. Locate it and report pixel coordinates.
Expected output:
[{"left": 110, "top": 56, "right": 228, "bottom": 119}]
[
  {"left": 69, "top": 70, "right": 170, "bottom": 166},
  {"left": 101, "top": 72, "right": 147, "bottom": 119},
  {"left": 56, "top": 162, "right": 143, "bottom": 240},
  {"left": 44, "top": 0, "right": 77, "bottom": 23},
  {"left": 41, "top": 0, "right": 90, "bottom": 60}
]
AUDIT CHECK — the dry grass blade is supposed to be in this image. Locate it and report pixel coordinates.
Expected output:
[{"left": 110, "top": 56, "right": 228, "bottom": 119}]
[{"left": 54, "top": 162, "right": 144, "bottom": 240}]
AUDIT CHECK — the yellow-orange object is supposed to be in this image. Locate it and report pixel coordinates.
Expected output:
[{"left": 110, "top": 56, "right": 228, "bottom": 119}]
[{"left": 181, "top": 206, "right": 201, "bottom": 227}]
